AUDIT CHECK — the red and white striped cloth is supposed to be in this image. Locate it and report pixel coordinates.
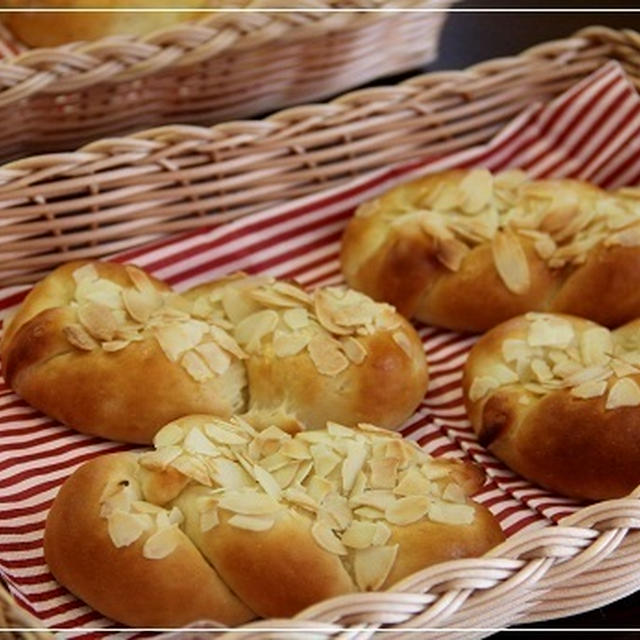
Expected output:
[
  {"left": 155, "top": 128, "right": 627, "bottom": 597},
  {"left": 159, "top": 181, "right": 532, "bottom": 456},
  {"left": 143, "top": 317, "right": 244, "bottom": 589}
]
[{"left": 1, "top": 60, "right": 639, "bottom": 634}]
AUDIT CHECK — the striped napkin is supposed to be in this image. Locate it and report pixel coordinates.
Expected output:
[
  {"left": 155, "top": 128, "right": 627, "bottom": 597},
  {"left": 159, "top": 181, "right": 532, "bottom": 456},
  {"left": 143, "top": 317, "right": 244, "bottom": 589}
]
[{"left": 0, "top": 59, "right": 639, "bottom": 634}]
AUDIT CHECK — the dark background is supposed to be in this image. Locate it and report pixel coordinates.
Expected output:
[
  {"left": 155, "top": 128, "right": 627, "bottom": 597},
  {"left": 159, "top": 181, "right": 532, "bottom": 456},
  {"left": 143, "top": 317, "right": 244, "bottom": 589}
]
[{"left": 381, "top": 2, "right": 640, "bottom": 638}]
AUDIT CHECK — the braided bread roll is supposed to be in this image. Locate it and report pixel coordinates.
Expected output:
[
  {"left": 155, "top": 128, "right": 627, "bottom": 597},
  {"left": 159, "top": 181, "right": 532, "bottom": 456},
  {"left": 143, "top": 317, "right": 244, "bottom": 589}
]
[
  {"left": 341, "top": 168, "right": 640, "bottom": 332},
  {"left": 1, "top": 261, "right": 428, "bottom": 444},
  {"left": 44, "top": 414, "right": 504, "bottom": 626},
  {"left": 463, "top": 312, "right": 640, "bottom": 499}
]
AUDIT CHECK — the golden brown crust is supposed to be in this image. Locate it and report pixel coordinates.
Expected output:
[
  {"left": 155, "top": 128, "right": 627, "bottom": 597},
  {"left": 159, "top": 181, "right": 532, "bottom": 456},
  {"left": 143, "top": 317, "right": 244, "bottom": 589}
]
[
  {"left": 2, "top": 261, "right": 428, "bottom": 443},
  {"left": 44, "top": 453, "right": 254, "bottom": 627},
  {"left": 341, "top": 169, "right": 640, "bottom": 332},
  {"left": 463, "top": 313, "right": 640, "bottom": 499},
  {"left": 44, "top": 415, "right": 504, "bottom": 627}
]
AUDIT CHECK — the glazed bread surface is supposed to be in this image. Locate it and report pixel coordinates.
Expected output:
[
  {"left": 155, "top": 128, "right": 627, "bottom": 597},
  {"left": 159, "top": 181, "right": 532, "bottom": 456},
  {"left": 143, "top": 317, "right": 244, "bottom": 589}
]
[
  {"left": 1, "top": 261, "right": 429, "bottom": 443},
  {"left": 44, "top": 414, "right": 505, "bottom": 626},
  {"left": 341, "top": 168, "right": 640, "bottom": 332},
  {"left": 463, "top": 312, "right": 640, "bottom": 499}
]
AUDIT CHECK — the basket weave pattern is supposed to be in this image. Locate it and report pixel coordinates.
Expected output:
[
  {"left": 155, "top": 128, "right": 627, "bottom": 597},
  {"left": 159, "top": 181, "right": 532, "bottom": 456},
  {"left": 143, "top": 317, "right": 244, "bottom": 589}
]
[
  {"left": 0, "top": 0, "right": 450, "bottom": 158},
  {"left": 1, "top": 25, "right": 640, "bottom": 640}
]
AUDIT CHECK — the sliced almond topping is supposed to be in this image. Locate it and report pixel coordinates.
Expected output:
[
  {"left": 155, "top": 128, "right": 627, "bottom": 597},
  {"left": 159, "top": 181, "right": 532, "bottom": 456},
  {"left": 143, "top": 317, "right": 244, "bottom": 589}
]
[
  {"left": 527, "top": 315, "right": 575, "bottom": 348},
  {"left": 272, "top": 281, "right": 313, "bottom": 305},
  {"left": 139, "top": 446, "right": 182, "bottom": 471},
  {"left": 606, "top": 224, "right": 640, "bottom": 247},
  {"left": 171, "top": 455, "right": 212, "bottom": 486},
  {"left": 341, "top": 336, "right": 367, "bottom": 365},
  {"left": 491, "top": 229, "right": 530, "bottom": 295},
  {"left": 311, "top": 521, "right": 348, "bottom": 555},
  {"left": 73, "top": 263, "right": 99, "bottom": 284},
  {"left": 208, "top": 458, "right": 253, "bottom": 489},
  {"left": 564, "top": 365, "right": 611, "bottom": 387},
  {"left": 283, "top": 307, "right": 309, "bottom": 330},
  {"left": 427, "top": 500, "right": 475, "bottom": 525},
  {"left": 271, "top": 462, "right": 300, "bottom": 489},
  {"left": 63, "top": 323, "right": 98, "bottom": 351},
  {"left": 342, "top": 440, "right": 368, "bottom": 493},
  {"left": 234, "top": 309, "right": 279, "bottom": 352},
  {"left": 307, "top": 334, "right": 349, "bottom": 376},
  {"left": 102, "top": 339, "right": 131, "bottom": 352},
  {"left": 442, "top": 482, "right": 467, "bottom": 504},
  {"left": 195, "top": 341, "right": 231, "bottom": 376},
  {"left": 183, "top": 427, "right": 219, "bottom": 457},
  {"left": 501, "top": 338, "right": 531, "bottom": 363},
  {"left": 322, "top": 493, "right": 353, "bottom": 531},
  {"left": 200, "top": 508, "right": 220, "bottom": 532},
  {"left": 355, "top": 506, "right": 385, "bottom": 520},
  {"left": 313, "top": 289, "right": 353, "bottom": 336},
  {"left": 273, "top": 329, "right": 311, "bottom": 358},
  {"left": 307, "top": 476, "right": 335, "bottom": 504},
  {"left": 436, "top": 236, "right": 470, "bottom": 272},
  {"left": 606, "top": 377, "right": 640, "bottom": 409},
  {"left": 385, "top": 495, "right": 430, "bottom": 525},
  {"left": 394, "top": 467, "right": 432, "bottom": 496},
  {"left": 580, "top": 327, "right": 613, "bottom": 366},
  {"left": 570, "top": 379, "right": 608, "bottom": 399},
  {"left": 253, "top": 465, "right": 282, "bottom": 499},
  {"left": 350, "top": 490, "right": 396, "bottom": 511},
  {"left": 204, "top": 422, "right": 249, "bottom": 446},
  {"left": 369, "top": 458, "right": 399, "bottom": 490},
  {"left": 354, "top": 544, "right": 398, "bottom": 591},
  {"left": 281, "top": 438, "right": 312, "bottom": 460},
  {"left": 142, "top": 525, "right": 181, "bottom": 560},
  {"left": 294, "top": 460, "right": 314, "bottom": 486},
  {"left": 610, "top": 358, "right": 640, "bottom": 378},
  {"left": 107, "top": 510, "right": 147, "bottom": 548},
  {"left": 468, "top": 375, "right": 500, "bottom": 402},
  {"left": 310, "top": 443, "right": 341, "bottom": 478},
  {"left": 122, "top": 287, "right": 160, "bottom": 323},
  {"left": 207, "top": 325, "right": 247, "bottom": 360},
  {"left": 460, "top": 168, "right": 494, "bottom": 214},
  {"left": 283, "top": 486, "right": 318, "bottom": 512},
  {"left": 125, "top": 265, "right": 155, "bottom": 293},
  {"left": 181, "top": 350, "right": 213, "bottom": 382},
  {"left": 392, "top": 331, "right": 414, "bottom": 358},
  {"left": 250, "top": 288, "right": 303, "bottom": 309},
  {"left": 228, "top": 514, "right": 275, "bottom": 532},
  {"left": 531, "top": 358, "right": 554, "bottom": 383},
  {"left": 218, "top": 491, "right": 280, "bottom": 516},
  {"left": 77, "top": 301, "right": 118, "bottom": 341},
  {"left": 341, "top": 520, "right": 378, "bottom": 549}
]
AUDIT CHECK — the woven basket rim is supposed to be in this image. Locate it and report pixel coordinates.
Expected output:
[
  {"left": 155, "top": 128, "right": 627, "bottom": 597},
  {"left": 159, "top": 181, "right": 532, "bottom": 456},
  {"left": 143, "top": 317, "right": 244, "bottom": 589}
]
[
  {"left": 0, "top": 0, "right": 451, "bottom": 103},
  {"left": 1, "top": 22, "right": 640, "bottom": 639}
]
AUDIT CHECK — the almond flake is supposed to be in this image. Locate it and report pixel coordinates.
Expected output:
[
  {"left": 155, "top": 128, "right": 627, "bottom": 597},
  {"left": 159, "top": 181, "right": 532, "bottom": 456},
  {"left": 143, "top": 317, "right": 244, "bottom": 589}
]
[
  {"left": 208, "top": 325, "right": 247, "bottom": 360},
  {"left": 218, "top": 491, "right": 280, "bottom": 516},
  {"left": 580, "top": 327, "right": 613, "bottom": 366},
  {"left": 283, "top": 307, "right": 309, "bottom": 330},
  {"left": 273, "top": 330, "right": 311, "bottom": 357},
  {"left": 385, "top": 495, "right": 430, "bottom": 525},
  {"left": 107, "top": 511, "right": 147, "bottom": 548},
  {"left": 195, "top": 341, "right": 231, "bottom": 375},
  {"left": 210, "top": 458, "right": 253, "bottom": 489},
  {"left": 468, "top": 376, "right": 500, "bottom": 402},
  {"left": 200, "top": 508, "right": 220, "bottom": 532},
  {"left": 77, "top": 301, "right": 118, "bottom": 341},
  {"left": 281, "top": 438, "right": 312, "bottom": 460},
  {"left": 610, "top": 359, "right": 640, "bottom": 378},
  {"left": 369, "top": 458, "right": 399, "bottom": 490},
  {"left": 204, "top": 422, "right": 249, "bottom": 445},
  {"left": 307, "top": 476, "right": 335, "bottom": 503},
  {"left": 125, "top": 265, "right": 155, "bottom": 293},
  {"left": 606, "top": 377, "right": 640, "bottom": 409},
  {"left": 63, "top": 323, "right": 98, "bottom": 351},
  {"left": 442, "top": 482, "right": 467, "bottom": 503},
  {"left": 342, "top": 440, "right": 368, "bottom": 493},
  {"left": 394, "top": 467, "right": 432, "bottom": 496},
  {"left": 283, "top": 486, "right": 317, "bottom": 512},
  {"left": 313, "top": 289, "right": 353, "bottom": 335},
  {"left": 250, "top": 288, "right": 303, "bottom": 309},
  {"left": 152, "top": 422, "right": 183, "bottom": 447},
  {"left": 311, "top": 521, "right": 348, "bottom": 555},
  {"left": 183, "top": 428, "right": 219, "bottom": 457},
  {"left": 502, "top": 339, "right": 531, "bottom": 363},
  {"left": 427, "top": 500, "right": 475, "bottom": 525},
  {"left": 310, "top": 443, "right": 341, "bottom": 478},
  {"left": 491, "top": 229, "right": 530, "bottom": 295},
  {"left": 355, "top": 506, "right": 385, "bottom": 520},
  {"left": 307, "top": 334, "right": 349, "bottom": 376},
  {"left": 570, "top": 379, "right": 608, "bottom": 399},
  {"left": 294, "top": 459, "right": 314, "bottom": 486},
  {"left": 341, "top": 520, "right": 378, "bottom": 549},
  {"left": 527, "top": 315, "right": 575, "bottom": 348},
  {"left": 272, "top": 281, "right": 313, "bottom": 305},
  {"left": 372, "top": 521, "right": 392, "bottom": 546},
  {"left": 253, "top": 465, "right": 282, "bottom": 499},
  {"left": 606, "top": 224, "right": 640, "bottom": 247},
  {"left": 227, "top": 514, "right": 275, "bottom": 532},
  {"left": 171, "top": 455, "right": 211, "bottom": 486},
  {"left": 235, "top": 309, "right": 279, "bottom": 352},
  {"left": 531, "top": 358, "right": 554, "bottom": 383},
  {"left": 436, "top": 237, "right": 470, "bottom": 271},
  {"left": 460, "top": 168, "right": 494, "bottom": 214},
  {"left": 73, "top": 263, "right": 99, "bottom": 284},
  {"left": 139, "top": 446, "right": 182, "bottom": 471},
  {"left": 354, "top": 544, "right": 398, "bottom": 591},
  {"left": 341, "top": 337, "right": 367, "bottom": 364},
  {"left": 392, "top": 331, "right": 414, "bottom": 358},
  {"left": 221, "top": 286, "right": 261, "bottom": 324},
  {"left": 181, "top": 350, "right": 213, "bottom": 382},
  {"left": 564, "top": 365, "right": 611, "bottom": 387},
  {"left": 102, "top": 339, "right": 131, "bottom": 352},
  {"left": 271, "top": 462, "right": 300, "bottom": 489},
  {"left": 122, "top": 287, "right": 160, "bottom": 323},
  {"left": 350, "top": 490, "right": 396, "bottom": 511}
]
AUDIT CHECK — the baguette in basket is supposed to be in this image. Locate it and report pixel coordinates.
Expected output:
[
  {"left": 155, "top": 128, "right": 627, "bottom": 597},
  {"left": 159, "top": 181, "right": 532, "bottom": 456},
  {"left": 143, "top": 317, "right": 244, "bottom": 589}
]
[
  {"left": 44, "top": 414, "right": 505, "bottom": 626},
  {"left": 341, "top": 169, "right": 640, "bottom": 332},
  {"left": 0, "top": 261, "right": 428, "bottom": 443},
  {"left": 463, "top": 312, "right": 640, "bottom": 499}
]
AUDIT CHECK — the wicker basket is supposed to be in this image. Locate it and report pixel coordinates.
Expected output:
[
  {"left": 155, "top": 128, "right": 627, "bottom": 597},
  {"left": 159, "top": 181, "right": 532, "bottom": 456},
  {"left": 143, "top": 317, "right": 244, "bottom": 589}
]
[
  {"left": 0, "top": 0, "right": 451, "bottom": 161},
  {"left": 2, "top": 23, "right": 640, "bottom": 639}
]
